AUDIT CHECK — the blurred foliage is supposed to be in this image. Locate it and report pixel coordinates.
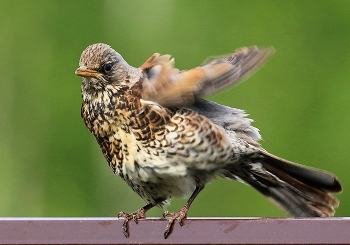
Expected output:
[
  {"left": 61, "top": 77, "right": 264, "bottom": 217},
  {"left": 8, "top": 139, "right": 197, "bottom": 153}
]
[{"left": 0, "top": 0, "right": 349, "bottom": 219}]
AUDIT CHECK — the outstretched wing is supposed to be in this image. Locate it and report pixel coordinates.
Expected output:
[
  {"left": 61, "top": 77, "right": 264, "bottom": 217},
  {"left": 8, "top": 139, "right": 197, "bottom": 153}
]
[{"left": 141, "top": 46, "right": 274, "bottom": 107}]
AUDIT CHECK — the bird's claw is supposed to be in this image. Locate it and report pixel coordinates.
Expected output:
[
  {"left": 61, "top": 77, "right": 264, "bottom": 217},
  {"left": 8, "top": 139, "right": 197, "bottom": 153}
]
[
  {"left": 163, "top": 207, "right": 188, "bottom": 239},
  {"left": 117, "top": 209, "right": 146, "bottom": 238}
]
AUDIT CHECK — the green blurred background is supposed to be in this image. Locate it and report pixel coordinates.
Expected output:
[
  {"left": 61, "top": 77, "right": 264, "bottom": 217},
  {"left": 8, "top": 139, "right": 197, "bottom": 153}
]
[{"left": 0, "top": 0, "right": 349, "bottom": 218}]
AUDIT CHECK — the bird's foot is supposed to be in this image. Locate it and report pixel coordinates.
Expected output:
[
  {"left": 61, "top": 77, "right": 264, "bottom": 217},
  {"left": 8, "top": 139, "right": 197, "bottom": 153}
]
[
  {"left": 163, "top": 206, "right": 189, "bottom": 239},
  {"left": 118, "top": 208, "right": 147, "bottom": 238}
]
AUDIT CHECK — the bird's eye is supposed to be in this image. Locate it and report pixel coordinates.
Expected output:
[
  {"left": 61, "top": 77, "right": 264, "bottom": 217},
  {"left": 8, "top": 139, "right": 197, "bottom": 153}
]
[{"left": 104, "top": 63, "right": 113, "bottom": 72}]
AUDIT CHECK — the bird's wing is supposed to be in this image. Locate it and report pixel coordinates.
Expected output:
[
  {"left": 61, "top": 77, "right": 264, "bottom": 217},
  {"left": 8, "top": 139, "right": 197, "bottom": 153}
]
[{"left": 141, "top": 46, "right": 274, "bottom": 107}]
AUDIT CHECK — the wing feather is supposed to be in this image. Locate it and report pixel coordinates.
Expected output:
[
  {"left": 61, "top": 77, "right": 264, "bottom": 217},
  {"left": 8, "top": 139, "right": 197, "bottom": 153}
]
[{"left": 141, "top": 46, "right": 274, "bottom": 107}]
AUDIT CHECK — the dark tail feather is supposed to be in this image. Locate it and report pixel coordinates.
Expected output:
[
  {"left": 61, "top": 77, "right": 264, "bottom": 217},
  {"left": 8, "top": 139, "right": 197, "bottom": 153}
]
[{"left": 226, "top": 152, "right": 342, "bottom": 217}]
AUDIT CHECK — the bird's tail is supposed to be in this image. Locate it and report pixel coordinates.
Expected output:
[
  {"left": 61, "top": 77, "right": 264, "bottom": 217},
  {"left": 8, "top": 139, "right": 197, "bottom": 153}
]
[{"left": 222, "top": 151, "right": 342, "bottom": 217}]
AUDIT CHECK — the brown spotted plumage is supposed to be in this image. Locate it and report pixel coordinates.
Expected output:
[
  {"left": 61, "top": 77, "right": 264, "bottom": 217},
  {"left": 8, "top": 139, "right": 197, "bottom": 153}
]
[{"left": 76, "top": 43, "right": 342, "bottom": 239}]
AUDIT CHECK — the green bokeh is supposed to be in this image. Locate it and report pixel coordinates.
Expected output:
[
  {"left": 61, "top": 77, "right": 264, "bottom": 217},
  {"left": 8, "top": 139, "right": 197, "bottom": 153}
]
[{"left": 0, "top": 0, "right": 349, "bottom": 218}]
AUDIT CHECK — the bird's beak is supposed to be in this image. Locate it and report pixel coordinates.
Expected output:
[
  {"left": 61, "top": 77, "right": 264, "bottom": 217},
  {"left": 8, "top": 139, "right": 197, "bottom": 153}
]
[{"left": 75, "top": 67, "right": 99, "bottom": 77}]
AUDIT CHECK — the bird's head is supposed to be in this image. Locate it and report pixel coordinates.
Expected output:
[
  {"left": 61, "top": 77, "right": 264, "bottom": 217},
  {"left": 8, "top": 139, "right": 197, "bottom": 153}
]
[{"left": 76, "top": 43, "right": 141, "bottom": 96}]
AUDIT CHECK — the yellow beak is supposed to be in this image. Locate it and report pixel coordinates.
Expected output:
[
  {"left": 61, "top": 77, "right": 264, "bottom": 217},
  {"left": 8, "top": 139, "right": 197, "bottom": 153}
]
[{"left": 75, "top": 67, "right": 99, "bottom": 77}]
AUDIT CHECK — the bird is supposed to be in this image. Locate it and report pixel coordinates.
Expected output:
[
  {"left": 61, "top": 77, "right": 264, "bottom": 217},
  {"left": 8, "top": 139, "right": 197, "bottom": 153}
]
[{"left": 75, "top": 43, "right": 342, "bottom": 239}]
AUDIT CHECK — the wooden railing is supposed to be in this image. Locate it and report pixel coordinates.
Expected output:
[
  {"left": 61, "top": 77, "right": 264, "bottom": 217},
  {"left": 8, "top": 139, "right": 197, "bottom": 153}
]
[{"left": 0, "top": 217, "right": 349, "bottom": 244}]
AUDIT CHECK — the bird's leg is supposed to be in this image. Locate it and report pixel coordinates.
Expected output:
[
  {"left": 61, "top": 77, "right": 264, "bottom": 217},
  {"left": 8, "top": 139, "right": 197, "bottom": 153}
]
[
  {"left": 163, "top": 186, "right": 204, "bottom": 239},
  {"left": 118, "top": 197, "right": 166, "bottom": 238}
]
